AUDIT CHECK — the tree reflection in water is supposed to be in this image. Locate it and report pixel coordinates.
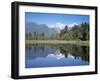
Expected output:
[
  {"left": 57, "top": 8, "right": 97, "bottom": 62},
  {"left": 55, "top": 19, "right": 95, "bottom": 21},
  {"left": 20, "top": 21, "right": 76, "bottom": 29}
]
[{"left": 26, "top": 44, "right": 89, "bottom": 62}]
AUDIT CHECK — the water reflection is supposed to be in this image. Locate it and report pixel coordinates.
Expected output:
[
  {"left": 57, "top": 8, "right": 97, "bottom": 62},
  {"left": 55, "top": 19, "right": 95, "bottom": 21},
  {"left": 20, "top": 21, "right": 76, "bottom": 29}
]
[{"left": 25, "top": 44, "right": 89, "bottom": 68}]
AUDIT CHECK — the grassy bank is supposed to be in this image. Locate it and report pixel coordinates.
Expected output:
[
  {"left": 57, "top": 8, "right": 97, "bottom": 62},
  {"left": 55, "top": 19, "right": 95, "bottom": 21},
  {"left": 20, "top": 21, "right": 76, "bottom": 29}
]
[{"left": 26, "top": 40, "right": 89, "bottom": 46}]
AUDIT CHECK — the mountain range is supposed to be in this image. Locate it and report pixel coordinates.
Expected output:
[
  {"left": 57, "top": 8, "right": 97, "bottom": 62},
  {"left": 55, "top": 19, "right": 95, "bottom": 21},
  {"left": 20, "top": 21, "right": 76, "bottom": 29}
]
[{"left": 25, "top": 22, "right": 59, "bottom": 36}]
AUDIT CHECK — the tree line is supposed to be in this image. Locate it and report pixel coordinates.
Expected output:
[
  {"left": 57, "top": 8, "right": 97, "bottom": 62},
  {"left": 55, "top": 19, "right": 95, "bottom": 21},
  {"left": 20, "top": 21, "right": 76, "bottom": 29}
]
[{"left": 26, "top": 22, "right": 89, "bottom": 41}]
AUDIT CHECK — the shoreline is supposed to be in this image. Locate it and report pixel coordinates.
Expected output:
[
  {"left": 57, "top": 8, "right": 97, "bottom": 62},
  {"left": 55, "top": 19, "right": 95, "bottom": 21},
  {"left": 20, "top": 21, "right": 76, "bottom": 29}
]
[{"left": 26, "top": 40, "right": 89, "bottom": 46}]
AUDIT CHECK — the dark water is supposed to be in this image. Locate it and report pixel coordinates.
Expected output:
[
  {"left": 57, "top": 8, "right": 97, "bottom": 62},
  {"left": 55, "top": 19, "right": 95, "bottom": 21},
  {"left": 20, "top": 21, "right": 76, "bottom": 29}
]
[{"left": 25, "top": 44, "right": 89, "bottom": 68}]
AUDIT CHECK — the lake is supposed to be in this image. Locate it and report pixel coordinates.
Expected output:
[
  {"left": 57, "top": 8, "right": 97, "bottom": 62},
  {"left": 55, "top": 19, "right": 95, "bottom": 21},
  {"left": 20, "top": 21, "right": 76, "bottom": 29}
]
[{"left": 25, "top": 44, "right": 89, "bottom": 68}]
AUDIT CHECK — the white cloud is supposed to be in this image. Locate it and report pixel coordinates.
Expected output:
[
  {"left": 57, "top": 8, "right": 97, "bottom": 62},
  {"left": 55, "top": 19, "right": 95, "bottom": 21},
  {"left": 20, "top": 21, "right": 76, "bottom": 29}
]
[
  {"left": 48, "top": 22, "right": 79, "bottom": 31},
  {"left": 68, "top": 23, "right": 78, "bottom": 27},
  {"left": 48, "top": 25, "right": 54, "bottom": 28},
  {"left": 48, "top": 22, "right": 65, "bottom": 30},
  {"left": 55, "top": 22, "right": 65, "bottom": 30}
]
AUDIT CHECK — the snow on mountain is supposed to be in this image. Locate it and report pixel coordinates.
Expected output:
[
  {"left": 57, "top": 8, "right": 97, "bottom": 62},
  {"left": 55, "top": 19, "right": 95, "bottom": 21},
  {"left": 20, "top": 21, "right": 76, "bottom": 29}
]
[{"left": 48, "top": 22, "right": 65, "bottom": 33}]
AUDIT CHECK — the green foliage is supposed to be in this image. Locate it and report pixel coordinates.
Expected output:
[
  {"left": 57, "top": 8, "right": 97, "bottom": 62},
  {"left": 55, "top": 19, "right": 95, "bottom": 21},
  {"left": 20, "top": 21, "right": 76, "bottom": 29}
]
[
  {"left": 59, "top": 22, "right": 89, "bottom": 41},
  {"left": 26, "top": 22, "right": 89, "bottom": 41}
]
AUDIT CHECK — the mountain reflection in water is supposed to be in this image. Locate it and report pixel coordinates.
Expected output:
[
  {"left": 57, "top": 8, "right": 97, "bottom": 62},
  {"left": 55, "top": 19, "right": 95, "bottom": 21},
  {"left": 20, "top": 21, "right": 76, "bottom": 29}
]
[{"left": 25, "top": 44, "right": 89, "bottom": 68}]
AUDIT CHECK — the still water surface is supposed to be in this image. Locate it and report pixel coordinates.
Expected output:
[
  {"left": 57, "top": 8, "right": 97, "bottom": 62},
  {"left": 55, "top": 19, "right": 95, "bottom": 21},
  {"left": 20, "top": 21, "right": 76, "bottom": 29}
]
[{"left": 25, "top": 44, "right": 89, "bottom": 68}]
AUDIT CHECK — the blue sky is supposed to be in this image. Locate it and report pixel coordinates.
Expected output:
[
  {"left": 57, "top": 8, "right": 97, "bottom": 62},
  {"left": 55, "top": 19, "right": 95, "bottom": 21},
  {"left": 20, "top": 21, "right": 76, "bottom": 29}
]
[{"left": 25, "top": 12, "right": 89, "bottom": 28}]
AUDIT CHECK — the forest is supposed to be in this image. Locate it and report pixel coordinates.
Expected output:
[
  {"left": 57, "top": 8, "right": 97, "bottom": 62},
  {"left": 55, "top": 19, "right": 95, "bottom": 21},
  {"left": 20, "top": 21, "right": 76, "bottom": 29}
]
[{"left": 25, "top": 22, "right": 89, "bottom": 41}]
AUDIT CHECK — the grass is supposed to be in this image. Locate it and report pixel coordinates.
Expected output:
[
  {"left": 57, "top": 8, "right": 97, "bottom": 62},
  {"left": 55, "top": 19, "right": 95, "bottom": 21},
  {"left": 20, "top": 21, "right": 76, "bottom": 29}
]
[{"left": 26, "top": 40, "right": 89, "bottom": 46}]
